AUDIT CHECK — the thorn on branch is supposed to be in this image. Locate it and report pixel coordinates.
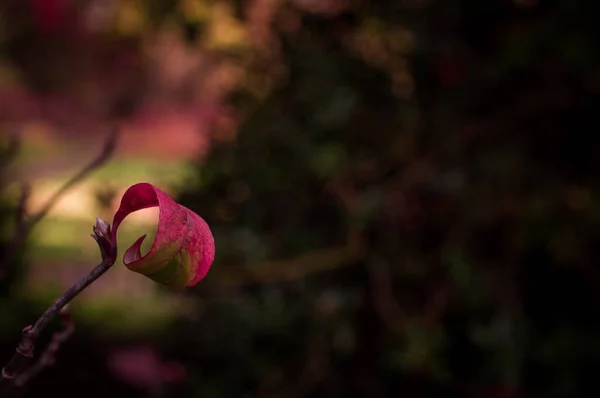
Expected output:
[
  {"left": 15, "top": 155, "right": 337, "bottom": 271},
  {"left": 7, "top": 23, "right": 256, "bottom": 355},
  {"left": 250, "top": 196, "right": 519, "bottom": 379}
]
[{"left": 14, "top": 306, "right": 75, "bottom": 388}]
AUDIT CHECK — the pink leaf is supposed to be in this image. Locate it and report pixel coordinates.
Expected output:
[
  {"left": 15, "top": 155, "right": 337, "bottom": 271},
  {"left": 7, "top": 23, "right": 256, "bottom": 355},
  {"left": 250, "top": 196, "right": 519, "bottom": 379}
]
[{"left": 111, "top": 183, "right": 215, "bottom": 287}]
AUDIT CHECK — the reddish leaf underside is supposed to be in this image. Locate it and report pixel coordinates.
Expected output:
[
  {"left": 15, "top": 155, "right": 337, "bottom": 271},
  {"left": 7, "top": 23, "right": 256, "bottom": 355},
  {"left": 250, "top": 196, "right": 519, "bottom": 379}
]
[{"left": 111, "top": 183, "right": 215, "bottom": 287}]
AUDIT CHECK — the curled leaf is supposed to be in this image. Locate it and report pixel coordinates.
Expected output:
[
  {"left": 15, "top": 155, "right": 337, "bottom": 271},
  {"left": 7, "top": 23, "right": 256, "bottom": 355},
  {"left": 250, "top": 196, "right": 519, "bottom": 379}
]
[{"left": 111, "top": 183, "right": 215, "bottom": 287}]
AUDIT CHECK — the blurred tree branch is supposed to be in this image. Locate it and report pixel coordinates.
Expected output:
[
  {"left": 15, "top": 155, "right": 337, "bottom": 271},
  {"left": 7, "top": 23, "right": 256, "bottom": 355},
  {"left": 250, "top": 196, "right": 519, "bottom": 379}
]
[
  {"left": 0, "top": 129, "right": 118, "bottom": 280},
  {"left": 216, "top": 243, "right": 364, "bottom": 287},
  {"left": 0, "top": 132, "right": 21, "bottom": 174}
]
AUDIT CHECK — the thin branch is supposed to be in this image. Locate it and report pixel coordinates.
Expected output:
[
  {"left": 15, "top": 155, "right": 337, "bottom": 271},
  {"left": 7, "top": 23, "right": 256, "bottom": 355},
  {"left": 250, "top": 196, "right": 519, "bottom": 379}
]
[
  {"left": 26, "top": 128, "right": 118, "bottom": 229},
  {"left": 14, "top": 306, "right": 75, "bottom": 387},
  {"left": 0, "top": 258, "right": 113, "bottom": 392},
  {"left": 211, "top": 176, "right": 369, "bottom": 288},
  {"left": 367, "top": 257, "right": 406, "bottom": 333},
  {"left": 0, "top": 129, "right": 118, "bottom": 280},
  {"left": 14, "top": 183, "right": 30, "bottom": 227},
  {"left": 215, "top": 244, "right": 365, "bottom": 287},
  {"left": 367, "top": 258, "right": 451, "bottom": 333},
  {"left": 0, "top": 218, "right": 117, "bottom": 395},
  {"left": 0, "top": 130, "right": 21, "bottom": 171}
]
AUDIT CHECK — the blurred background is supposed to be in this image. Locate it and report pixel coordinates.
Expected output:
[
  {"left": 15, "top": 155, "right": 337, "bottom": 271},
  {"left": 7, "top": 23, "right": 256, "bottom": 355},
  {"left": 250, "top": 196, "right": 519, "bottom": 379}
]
[{"left": 1, "top": 0, "right": 600, "bottom": 397}]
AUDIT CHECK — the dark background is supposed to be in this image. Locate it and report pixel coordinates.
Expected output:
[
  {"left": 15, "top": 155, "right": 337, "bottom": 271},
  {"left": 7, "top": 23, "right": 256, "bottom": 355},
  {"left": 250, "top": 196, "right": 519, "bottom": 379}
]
[{"left": 2, "top": 0, "right": 600, "bottom": 397}]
